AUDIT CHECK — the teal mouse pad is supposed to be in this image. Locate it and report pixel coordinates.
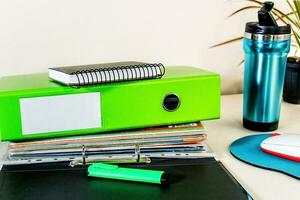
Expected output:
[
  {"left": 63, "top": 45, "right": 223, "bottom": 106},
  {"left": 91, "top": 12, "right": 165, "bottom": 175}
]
[{"left": 230, "top": 134, "right": 300, "bottom": 179}]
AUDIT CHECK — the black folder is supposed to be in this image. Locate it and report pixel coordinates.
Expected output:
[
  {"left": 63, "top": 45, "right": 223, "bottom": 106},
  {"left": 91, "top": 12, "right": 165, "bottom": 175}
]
[{"left": 0, "top": 158, "right": 248, "bottom": 200}]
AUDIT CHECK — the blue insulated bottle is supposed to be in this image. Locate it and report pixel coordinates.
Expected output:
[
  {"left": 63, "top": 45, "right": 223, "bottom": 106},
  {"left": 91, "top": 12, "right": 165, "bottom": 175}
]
[{"left": 243, "top": 2, "right": 291, "bottom": 131}]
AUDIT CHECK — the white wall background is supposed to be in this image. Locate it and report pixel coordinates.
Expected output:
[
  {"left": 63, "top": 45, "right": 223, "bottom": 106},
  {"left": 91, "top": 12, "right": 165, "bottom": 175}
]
[{"left": 0, "top": 0, "right": 287, "bottom": 94}]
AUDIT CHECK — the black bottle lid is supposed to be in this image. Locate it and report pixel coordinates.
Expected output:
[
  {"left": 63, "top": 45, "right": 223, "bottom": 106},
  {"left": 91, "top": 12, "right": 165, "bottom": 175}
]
[{"left": 245, "top": 1, "right": 291, "bottom": 35}]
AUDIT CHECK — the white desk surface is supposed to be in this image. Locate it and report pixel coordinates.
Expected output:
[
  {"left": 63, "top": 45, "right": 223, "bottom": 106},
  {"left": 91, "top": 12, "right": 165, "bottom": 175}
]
[
  {"left": 1, "top": 94, "right": 299, "bottom": 199},
  {"left": 203, "top": 94, "right": 300, "bottom": 200}
]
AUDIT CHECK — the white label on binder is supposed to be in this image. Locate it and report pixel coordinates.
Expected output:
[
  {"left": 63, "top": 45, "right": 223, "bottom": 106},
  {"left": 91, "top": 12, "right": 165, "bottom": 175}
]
[{"left": 20, "top": 92, "right": 101, "bottom": 135}]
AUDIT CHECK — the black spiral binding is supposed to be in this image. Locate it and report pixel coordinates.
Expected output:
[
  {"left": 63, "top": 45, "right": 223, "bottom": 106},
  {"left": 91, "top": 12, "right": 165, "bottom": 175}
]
[{"left": 71, "top": 63, "right": 165, "bottom": 87}]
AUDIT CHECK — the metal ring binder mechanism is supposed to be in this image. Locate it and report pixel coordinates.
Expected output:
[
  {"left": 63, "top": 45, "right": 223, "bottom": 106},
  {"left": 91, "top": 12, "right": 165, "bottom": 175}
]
[
  {"left": 2, "top": 142, "right": 214, "bottom": 166},
  {"left": 71, "top": 63, "right": 165, "bottom": 86},
  {"left": 69, "top": 144, "right": 150, "bottom": 167},
  {"left": 81, "top": 145, "right": 87, "bottom": 166}
]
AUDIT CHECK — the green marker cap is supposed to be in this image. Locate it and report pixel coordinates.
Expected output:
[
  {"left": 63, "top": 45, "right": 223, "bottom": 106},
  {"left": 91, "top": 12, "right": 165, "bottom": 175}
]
[{"left": 88, "top": 163, "right": 168, "bottom": 185}]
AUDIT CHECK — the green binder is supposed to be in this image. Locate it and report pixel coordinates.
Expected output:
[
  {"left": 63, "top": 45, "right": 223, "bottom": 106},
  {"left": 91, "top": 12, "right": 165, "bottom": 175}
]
[{"left": 0, "top": 66, "right": 220, "bottom": 141}]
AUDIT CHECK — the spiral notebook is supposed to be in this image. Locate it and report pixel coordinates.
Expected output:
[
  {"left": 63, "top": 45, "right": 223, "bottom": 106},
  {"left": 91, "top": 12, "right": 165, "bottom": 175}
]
[{"left": 49, "top": 61, "right": 165, "bottom": 86}]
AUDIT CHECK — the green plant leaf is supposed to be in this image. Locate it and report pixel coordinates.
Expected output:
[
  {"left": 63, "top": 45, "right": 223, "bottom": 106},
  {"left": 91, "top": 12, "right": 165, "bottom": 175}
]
[
  {"left": 292, "top": 44, "right": 299, "bottom": 48},
  {"left": 237, "top": 60, "right": 245, "bottom": 66},
  {"left": 272, "top": 10, "right": 297, "bottom": 27},
  {"left": 293, "top": 29, "right": 300, "bottom": 49},
  {"left": 244, "top": 0, "right": 300, "bottom": 29},
  {"left": 275, "top": 11, "right": 297, "bottom": 21},
  {"left": 228, "top": 6, "right": 261, "bottom": 18},
  {"left": 210, "top": 36, "right": 243, "bottom": 48},
  {"left": 213, "top": 0, "right": 300, "bottom": 51},
  {"left": 287, "top": 0, "right": 300, "bottom": 29},
  {"left": 272, "top": 8, "right": 300, "bottom": 29},
  {"left": 287, "top": 0, "right": 298, "bottom": 20},
  {"left": 273, "top": 2, "right": 300, "bottom": 29},
  {"left": 293, "top": 0, "right": 300, "bottom": 20}
]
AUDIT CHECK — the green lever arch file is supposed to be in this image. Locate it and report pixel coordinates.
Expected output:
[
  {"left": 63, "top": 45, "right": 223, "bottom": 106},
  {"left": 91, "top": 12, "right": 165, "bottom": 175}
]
[{"left": 0, "top": 66, "right": 220, "bottom": 141}]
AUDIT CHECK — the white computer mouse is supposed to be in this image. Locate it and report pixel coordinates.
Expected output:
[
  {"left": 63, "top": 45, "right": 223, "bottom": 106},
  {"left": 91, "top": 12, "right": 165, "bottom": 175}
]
[{"left": 260, "top": 133, "right": 300, "bottom": 162}]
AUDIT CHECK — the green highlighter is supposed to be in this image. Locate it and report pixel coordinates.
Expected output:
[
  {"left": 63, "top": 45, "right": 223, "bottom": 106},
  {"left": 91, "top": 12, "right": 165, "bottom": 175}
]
[{"left": 88, "top": 163, "right": 168, "bottom": 185}]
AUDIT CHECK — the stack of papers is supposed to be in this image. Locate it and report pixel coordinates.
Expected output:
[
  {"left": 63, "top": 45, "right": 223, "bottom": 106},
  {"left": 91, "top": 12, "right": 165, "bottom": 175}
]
[{"left": 4, "top": 122, "right": 213, "bottom": 165}]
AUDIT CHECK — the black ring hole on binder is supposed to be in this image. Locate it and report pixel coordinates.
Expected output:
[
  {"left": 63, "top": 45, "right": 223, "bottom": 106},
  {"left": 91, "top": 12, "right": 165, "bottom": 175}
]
[
  {"left": 163, "top": 94, "right": 180, "bottom": 112},
  {"left": 70, "top": 63, "right": 165, "bottom": 88}
]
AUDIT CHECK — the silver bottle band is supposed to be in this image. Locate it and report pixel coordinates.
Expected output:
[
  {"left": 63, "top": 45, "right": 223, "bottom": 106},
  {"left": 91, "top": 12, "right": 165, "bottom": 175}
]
[{"left": 244, "top": 32, "right": 290, "bottom": 41}]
